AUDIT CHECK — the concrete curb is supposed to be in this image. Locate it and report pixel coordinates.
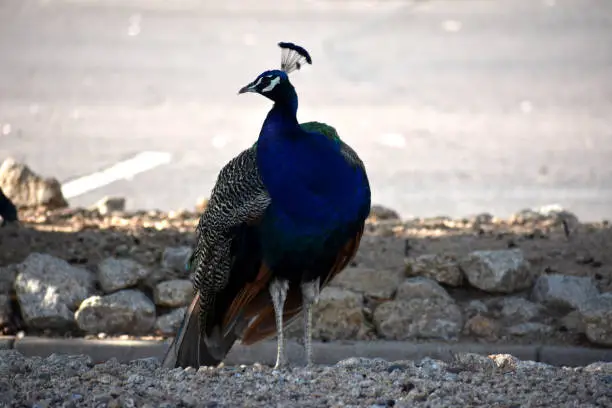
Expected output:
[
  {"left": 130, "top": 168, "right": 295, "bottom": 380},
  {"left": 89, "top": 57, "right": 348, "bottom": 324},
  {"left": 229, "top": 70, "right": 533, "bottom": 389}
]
[{"left": 1, "top": 336, "right": 610, "bottom": 367}]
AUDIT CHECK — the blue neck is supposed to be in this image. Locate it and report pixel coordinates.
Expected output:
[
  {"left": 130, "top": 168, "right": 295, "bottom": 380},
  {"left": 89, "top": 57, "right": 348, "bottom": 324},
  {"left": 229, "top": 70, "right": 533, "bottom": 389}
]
[
  {"left": 259, "top": 84, "right": 299, "bottom": 138},
  {"left": 255, "top": 81, "right": 369, "bottom": 251}
]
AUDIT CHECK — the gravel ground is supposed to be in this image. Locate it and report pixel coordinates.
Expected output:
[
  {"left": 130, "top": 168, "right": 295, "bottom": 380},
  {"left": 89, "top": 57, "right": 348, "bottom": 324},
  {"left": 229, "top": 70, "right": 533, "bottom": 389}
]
[{"left": 1, "top": 350, "right": 611, "bottom": 408}]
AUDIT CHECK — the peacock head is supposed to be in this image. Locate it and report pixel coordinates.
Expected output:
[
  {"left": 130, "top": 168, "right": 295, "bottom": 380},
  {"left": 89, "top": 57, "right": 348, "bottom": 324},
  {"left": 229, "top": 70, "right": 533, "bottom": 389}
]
[{"left": 238, "top": 42, "right": 312, "bottom": 103}]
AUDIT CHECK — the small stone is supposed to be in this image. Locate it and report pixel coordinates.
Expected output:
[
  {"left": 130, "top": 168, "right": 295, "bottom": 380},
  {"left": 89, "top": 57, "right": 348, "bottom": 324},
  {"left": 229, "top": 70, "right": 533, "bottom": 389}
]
[
  {"left": 161, "top": 246, "right": 192, "bottom": 273},
  {"left": 405, "top": 254, "right": 463, "bottom": 286},
  {"left": 531, "top": 274, "right": 599, "bottom": 312},
  {"left": 459, "top": 249, "right": 534, "bottom": 293},
  {"left": 153, "top": 280, "right": 193, "bottom": 307},
  {"left": 143, "top": 267, "right": 187, "bottom": 290},
  {"left": 368, "top": 204, "right": 400, "bottom": 221},
  {"left": 97, "top": 258, "right": 150, "bottom": 293},
  {"left": 14, "top": 253, "right": 95, "bottom": 330},
  {"left": 331, "top": 267, "right": 404, "bottom": 299},
  {"left": 488, "top": 354, "right": 519, "bottom": 373},
  {"left": 154, "top": 307, "right": 186, "bottom": 335},
  {"left": 464, "top": 300, "right": 489, "bottom": 318},
  {"left": 75, "top": 290, "right": 156, "bottom": 334},
  {"left": 373, "top": 298, "right": 463, "bottom": 341},
  {"left": 463, "top": 315, "right": 500, "bottom": 340},
  {"left": 395, "top": 277, "right": 452, "bottom": 302},
  {"left": 450, "top": 353, "right": 496, "bottom": 374},
  {"left": 94, "top": 196, "right": 126, "bottom": 215},
  {"left": 507, "top": 322, "right": 553, "bottom": 336},
  {"left": 578, "top": 293, "right": 612, "bottom": 346}
]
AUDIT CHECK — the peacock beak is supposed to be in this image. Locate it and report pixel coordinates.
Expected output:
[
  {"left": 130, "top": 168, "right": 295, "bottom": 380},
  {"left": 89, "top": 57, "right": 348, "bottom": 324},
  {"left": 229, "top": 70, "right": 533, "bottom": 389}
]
[{"left": 238, "top": 82, "right": 257, "bottom": 95}]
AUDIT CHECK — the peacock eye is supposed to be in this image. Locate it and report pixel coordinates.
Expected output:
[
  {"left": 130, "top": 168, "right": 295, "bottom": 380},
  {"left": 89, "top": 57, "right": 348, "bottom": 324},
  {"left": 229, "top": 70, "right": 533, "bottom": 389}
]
[{"left": 260, "top": 77, "right": 272, "bottom": 87}]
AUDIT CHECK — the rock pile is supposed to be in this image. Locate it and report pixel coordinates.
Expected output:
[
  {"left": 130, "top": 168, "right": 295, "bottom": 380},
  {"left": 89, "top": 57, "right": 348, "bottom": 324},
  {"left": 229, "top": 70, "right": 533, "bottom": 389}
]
[
  {"left": 0, "top": 205, "right": 610, "bottom": 349},
  {"left": 4, "top": 248, "right": 193, "bottom": 336}
]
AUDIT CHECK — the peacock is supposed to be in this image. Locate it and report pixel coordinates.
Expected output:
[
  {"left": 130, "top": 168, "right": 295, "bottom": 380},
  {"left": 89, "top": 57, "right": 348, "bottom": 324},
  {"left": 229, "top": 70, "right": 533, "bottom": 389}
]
[
  {"left": 0, "top": 187, "right": 18, "bottom": 226},
  {"left": 162, "top": 42, "right": 371, "bottom": 369}
]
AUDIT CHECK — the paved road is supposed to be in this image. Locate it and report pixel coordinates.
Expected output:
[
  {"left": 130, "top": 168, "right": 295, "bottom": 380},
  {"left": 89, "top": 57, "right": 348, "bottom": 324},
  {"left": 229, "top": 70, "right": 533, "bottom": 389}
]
[{"left": 1, "top": 0, "right": 611, "bottom": 221}]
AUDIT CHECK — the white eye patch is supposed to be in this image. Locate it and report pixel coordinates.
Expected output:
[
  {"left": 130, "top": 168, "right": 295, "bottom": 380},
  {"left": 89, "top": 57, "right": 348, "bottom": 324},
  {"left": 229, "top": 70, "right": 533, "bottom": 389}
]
[
  {"left": 252, "top": 76, "right": 265, "bottom": 87},
  {"left": 261, "top": 76, "right": 281, "bottom": 93}
]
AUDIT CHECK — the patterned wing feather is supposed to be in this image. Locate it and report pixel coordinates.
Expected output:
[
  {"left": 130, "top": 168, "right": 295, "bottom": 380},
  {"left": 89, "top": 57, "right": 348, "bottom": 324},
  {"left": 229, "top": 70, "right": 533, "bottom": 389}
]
[
  {"left": 163, "top": 146, "right": 271, "bottom": 368},
  {"left": 191, "top": 146, "right": 270, "bottom": 330}
]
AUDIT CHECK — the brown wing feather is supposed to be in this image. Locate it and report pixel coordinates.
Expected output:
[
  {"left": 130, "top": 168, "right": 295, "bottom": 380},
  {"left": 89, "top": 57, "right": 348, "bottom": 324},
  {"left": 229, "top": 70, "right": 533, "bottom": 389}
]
[
  {"left": 221, "top": 263, "right": 273, "bottom": 331},
  {"left": 240, "top": 225, "right": 365, "bottom": 345}
]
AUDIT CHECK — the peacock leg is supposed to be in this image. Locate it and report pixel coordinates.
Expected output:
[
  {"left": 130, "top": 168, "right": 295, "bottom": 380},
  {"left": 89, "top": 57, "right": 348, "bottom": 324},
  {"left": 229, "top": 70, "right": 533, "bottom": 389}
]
[
  {"left": 300, "top": 277, "right": 320, "bottom": 367},
  {"left": 269, "top": 279, "right": 289, "bottom": 369}
]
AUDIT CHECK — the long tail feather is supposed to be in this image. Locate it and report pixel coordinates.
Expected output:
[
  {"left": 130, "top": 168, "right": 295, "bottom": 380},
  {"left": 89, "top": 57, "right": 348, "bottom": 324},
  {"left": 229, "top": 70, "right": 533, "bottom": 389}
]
[{"left": 162, "top": 293, "right": 236, "bottom": 369}]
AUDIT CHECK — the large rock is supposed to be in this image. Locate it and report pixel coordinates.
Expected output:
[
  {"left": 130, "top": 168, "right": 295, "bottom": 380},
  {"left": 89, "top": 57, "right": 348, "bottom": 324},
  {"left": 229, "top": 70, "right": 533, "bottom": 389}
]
[
  {"left": 463, "top": 315, "right": 501, "bottom": 340},
  {"left": 373, "top": 297, "right": 463, "bottom": 341},
  {"left": 531, "top": 274, "right": 599, "bottom": 312},
  {"left": 311, "top": 287, "right": 367, "bottom": 340},
  {"left": 560, "top": 310, "right": 586, "bottom": 333},
  {"left": 75, "top": 289, "right": 156, "bottom": 334},
  {"left": 331, "top": 267, "right": 404, "bottom": 299},
  {"left": 498, "top": 297, "right": 544, "bottom": 323},
  {"left": 153, "top": 279, "right": 193, "bottom": 307},
  {"left": 405, "top": 254, "right": 463, "bottom": 286},
  {"left": 14, "top": 253, "right": 95, "bottom": 330},
  {"left": 0, "top": 158, "right": 68, "bottom": 209},
  {"left": 154, "top": 307, "right": 186, "bottom": 335},
  {"left": 143, "top": 268, "right": 188, "bottom": 291},
  {"left": 395, "top": 277, "right": 452, "bottom": 302},
  {"left": 578, "top": 293, "right": 612, "bottom": 346},
  {"left": 459, "top": 249, "right": 534, "bottom": 293},
  {"left": 97, "top": 258, "right": 150, "bottom": 293}
]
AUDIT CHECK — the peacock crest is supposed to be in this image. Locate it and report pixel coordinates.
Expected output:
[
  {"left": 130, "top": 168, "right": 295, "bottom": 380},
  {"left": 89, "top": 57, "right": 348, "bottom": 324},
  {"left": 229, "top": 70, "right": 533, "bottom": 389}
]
[{"left": 278, "top": 42, "right": 312, "bottom": 74}]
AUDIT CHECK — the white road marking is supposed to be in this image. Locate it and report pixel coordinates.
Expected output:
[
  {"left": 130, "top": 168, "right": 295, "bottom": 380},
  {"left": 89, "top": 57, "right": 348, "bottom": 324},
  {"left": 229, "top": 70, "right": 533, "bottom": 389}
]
[{"left": 61, "top": 151, "right": 172, "bottom": 199}]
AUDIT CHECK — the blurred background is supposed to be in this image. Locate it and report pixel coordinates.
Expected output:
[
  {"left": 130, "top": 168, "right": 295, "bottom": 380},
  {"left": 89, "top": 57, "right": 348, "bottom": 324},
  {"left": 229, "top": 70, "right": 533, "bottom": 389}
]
[{"left": 0, "top": 0, "right": 610, "bottom": 221}]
